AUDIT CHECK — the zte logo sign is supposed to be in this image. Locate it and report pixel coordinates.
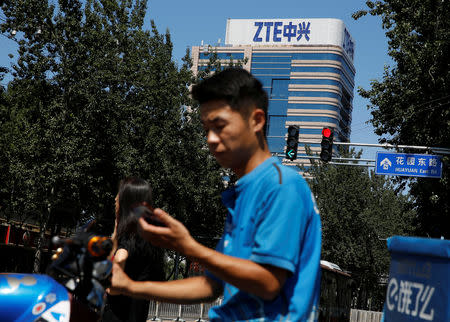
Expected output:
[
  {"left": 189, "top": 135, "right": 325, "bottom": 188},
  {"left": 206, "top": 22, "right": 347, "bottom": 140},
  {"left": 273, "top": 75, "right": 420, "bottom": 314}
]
[{"left": 253, "top": 21, "right": 311, "bottom": 42}]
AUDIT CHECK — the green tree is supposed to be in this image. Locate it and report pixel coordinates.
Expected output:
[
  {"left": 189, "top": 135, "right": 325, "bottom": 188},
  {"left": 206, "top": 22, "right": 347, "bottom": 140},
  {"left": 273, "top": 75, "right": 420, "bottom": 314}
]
[
  {"left": 0, "top": 66, "right": 10, "bottom": 217},
  {"left": 0, "top": 0, "right": 226, "bottom": 272},
  {"left": 304, "top": 148, "right": 415, "bottom": 310},
  {"left": 353, "top": 0, "right": 450, "bottom": 238}
]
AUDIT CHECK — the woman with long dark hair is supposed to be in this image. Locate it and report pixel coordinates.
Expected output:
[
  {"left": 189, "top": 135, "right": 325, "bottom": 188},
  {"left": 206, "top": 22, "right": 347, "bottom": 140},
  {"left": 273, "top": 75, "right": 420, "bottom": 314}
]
[{"left": 102, "top": 177, "right": 165, "bottom": 322}]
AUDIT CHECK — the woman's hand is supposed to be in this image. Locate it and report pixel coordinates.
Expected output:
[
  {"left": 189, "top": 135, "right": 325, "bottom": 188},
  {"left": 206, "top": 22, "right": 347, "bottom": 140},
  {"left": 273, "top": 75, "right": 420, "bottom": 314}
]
[
  {"left": 107, "top": 263, "right": 133, "bottom": 296},
  {"left": 113, "top": 248, "right": 128, "bottom": 270}
]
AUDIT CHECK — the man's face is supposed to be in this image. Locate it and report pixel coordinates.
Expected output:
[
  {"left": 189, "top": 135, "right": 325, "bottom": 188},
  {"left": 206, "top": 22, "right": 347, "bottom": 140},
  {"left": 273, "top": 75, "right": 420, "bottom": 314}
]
[{"left": 200, "top": 100, "right": 257, "bottom": 171}]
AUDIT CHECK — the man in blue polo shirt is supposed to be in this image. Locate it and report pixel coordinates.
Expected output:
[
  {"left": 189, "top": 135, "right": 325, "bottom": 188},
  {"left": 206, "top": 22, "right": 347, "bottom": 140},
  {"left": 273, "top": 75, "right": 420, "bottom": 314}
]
[{"left": 109, "top": 68, "right": 322, "bottom": 321}]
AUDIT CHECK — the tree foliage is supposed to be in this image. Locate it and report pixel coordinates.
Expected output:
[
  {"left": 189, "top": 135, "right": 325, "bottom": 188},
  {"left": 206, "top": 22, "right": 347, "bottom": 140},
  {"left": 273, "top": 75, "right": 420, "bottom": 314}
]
[
  {"left": 304, "top": 148, "right": 415, "bottom": 310},
  {"left": 0, "top": 0, "right": 226, "bottom": 271},
  {"left": 353, "top": 0, "right": 450, "bottom": 238}
]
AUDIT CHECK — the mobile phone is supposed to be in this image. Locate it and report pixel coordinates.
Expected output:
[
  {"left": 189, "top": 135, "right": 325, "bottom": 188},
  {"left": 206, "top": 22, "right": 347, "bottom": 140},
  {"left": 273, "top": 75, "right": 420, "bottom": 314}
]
[{"left": 131, "top": 203, "right": 166, "bottom": 227}]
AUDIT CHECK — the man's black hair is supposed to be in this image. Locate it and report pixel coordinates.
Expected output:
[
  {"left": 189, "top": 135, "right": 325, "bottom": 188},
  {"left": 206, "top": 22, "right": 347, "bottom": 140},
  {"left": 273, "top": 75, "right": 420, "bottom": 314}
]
[{"left": 192, "top": 68, "right": 269, "bottom": 121}]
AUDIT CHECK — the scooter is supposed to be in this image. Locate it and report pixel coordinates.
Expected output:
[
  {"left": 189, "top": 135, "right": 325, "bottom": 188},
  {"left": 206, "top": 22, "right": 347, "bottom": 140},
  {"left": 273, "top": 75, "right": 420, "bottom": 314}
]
[{"left": 0, "top": 221, "right": 113, "bottom": 321}]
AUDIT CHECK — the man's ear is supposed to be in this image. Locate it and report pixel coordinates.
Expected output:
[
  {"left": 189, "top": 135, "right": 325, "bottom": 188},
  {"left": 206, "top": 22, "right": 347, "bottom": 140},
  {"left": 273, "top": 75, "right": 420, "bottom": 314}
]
[{"left": 251, "top": 108, "right": 266, "bottom": 133}]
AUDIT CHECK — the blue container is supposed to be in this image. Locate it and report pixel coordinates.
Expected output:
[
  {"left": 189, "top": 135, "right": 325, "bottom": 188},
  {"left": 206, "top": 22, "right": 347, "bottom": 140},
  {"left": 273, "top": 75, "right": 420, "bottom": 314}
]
[{"left": 383, "top": 236, "right": 450, "bottom": 321}]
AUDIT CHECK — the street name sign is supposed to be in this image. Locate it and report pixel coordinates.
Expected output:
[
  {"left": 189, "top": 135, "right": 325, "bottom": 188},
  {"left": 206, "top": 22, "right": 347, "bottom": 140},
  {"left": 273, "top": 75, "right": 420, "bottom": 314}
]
[{"left": 375, "top": 152, "right": 442, "bottom": 178}]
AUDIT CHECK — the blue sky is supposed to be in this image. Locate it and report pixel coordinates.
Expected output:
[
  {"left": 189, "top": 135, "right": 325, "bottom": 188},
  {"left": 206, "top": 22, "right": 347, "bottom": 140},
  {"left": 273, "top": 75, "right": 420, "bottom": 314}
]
[{"left": 1, "top": 0, "right": 393, "bottom": 159}]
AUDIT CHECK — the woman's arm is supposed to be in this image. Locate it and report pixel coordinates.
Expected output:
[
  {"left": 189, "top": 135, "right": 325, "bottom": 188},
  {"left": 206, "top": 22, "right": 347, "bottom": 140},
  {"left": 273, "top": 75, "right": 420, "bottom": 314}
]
[
  {"left": 109, "top": 218, "right": 118, "bottom": 260},
  {"left": 109, "top": 263, "right": 223, "bottom": 304}
]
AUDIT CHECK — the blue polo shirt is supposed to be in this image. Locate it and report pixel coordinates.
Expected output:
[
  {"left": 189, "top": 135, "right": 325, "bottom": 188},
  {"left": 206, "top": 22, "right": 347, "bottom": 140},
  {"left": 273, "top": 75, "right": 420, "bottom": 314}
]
[{"left": 207, "top": 157, "right": 322, "bottom": 321}]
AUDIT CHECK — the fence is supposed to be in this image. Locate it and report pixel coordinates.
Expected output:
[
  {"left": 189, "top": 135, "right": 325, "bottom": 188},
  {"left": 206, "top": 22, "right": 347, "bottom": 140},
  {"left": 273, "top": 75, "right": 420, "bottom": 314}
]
[
  {"left": 147, "top": 298, "right": 222, "bottom": 321},
  {"left": 350, "top": 309, "right": 383, "bottom": 322},
  {"left": 147, "top": 302, "right": 383, "bottom": 322}
]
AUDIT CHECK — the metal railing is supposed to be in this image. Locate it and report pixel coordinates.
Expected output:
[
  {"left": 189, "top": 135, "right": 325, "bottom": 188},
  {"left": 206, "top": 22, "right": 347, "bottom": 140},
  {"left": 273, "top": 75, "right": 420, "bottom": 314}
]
[
  {"left": 148, "top": 303, "right": 382, "bottom": 321},
  {"left": 350, "top": 309, "right": 383, "bottom": 322},
  {"left": 147, "top": 298, "right": 223, "bottom": 321}
]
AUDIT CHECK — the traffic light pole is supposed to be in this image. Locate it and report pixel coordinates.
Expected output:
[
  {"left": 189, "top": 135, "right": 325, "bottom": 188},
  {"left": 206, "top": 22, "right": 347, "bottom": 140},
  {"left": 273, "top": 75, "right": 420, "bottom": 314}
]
[
  {"left": 274, "top": 153, "right": 375, "bottom": 167},
  {"left": 299, "top": 140, "right": 450, "bottom": 155},
  {"left": 296, "top": 155, "right": 376, "bottom": 163},
  {"left": 268, "top": 135, "right": 450, "bottom": 167},
  {"left": 268, "top": 135, "right": 450, "bottom": 155}
]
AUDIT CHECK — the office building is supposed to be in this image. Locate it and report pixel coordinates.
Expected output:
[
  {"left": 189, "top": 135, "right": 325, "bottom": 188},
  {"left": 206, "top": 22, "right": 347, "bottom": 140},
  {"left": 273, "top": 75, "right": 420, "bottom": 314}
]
[{"left": 191, "top": 18, "right": 355, "bottom": 168}]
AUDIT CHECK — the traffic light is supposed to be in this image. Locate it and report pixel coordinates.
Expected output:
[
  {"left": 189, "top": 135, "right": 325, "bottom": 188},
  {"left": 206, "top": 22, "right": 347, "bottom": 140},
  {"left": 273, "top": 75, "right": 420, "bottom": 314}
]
[
  {"left": 286, "top": 125, "right": 299, "bottom": 161},
  {"left": 320, "top": 127, "right": 334, "bottom": 162}
]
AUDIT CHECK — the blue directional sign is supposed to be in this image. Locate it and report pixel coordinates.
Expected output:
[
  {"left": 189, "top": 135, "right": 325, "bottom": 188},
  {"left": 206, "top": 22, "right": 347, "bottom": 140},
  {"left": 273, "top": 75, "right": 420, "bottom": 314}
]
[{"left": 375, "top": 152, "right": 442, "bottom": 178}]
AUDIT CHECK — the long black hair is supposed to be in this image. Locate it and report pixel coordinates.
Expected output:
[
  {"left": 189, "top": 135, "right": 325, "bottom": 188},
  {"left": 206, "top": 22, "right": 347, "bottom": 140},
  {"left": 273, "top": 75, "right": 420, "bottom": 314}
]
[
  {"left": 115, "top": 177, "right": 165, "bottom": 282},
  {"left": 116, "top": 177, "right": 153, "bottom": 241}
]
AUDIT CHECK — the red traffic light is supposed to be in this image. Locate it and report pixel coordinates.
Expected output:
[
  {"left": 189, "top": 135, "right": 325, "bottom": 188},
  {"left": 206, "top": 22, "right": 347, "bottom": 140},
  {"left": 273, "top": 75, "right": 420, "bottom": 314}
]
[
  {"left": 322, "top": 128, "right": 332, "bottom": 138},
  {"left": 320, "top": 127, "right": 334, "bottom": 162}
]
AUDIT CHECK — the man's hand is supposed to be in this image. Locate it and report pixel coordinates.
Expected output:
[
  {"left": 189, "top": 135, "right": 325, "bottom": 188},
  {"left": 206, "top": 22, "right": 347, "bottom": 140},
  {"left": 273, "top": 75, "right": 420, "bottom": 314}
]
[
  {"left": 137, "top": 208, "right": 198, "bottom": 257},
  {"left": 137, "top": 208, "right": 288, "bottom": 301},
  {"left": 108, "top": 263, "right": 133, "bottom": 296}
]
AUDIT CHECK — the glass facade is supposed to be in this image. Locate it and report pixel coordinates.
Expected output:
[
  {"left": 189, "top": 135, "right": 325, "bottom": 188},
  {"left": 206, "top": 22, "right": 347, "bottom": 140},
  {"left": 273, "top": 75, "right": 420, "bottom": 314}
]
[{"left": 191, "top": 38, "right": 355, "bottom": 168}]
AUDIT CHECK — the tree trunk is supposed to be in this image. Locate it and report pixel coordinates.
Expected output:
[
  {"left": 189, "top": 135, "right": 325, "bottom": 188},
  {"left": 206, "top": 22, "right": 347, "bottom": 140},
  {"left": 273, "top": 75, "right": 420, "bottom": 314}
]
[{"left": 33, "top": 199, "right": 51, "bottom": 274}]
